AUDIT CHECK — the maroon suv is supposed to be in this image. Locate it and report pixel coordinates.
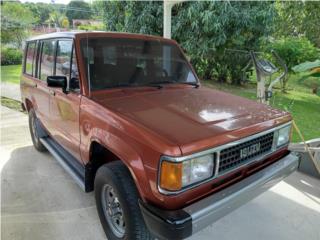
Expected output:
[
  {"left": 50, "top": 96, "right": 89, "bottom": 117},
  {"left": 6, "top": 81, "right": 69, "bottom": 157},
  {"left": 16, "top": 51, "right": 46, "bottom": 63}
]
[{"left": 20, "top": 32, "right": 299, "bottom": 240}]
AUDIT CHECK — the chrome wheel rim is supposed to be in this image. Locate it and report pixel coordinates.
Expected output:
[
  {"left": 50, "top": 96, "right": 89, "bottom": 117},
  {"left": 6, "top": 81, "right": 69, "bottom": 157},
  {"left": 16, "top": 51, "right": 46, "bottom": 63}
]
[{"left": 101, "top": 184, "right": 125, "bottom": 238}]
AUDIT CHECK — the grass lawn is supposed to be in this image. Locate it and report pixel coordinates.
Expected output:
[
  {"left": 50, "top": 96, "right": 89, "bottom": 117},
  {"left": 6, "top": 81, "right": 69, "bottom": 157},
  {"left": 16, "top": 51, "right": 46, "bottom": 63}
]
[
  {"left": 204, "top": 73, "right": 320, "bottom": 142},
  {"left": 1, "top": 64, "right": 319, "bottom": 142},
  {"left": 1, "top": 97, "right": 25, "bottom": 113},
  {"left": 1, "top": 64, "right": 22, "bottom": 84}
]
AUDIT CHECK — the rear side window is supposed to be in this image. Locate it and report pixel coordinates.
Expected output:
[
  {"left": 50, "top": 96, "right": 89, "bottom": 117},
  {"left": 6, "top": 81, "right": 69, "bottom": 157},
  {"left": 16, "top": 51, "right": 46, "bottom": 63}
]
[
  {"left": 25, "top": 41, "right": 37, "bottom": 76},
  {"left": 39, "top": 39, "right": 56, "bottom": 81}
]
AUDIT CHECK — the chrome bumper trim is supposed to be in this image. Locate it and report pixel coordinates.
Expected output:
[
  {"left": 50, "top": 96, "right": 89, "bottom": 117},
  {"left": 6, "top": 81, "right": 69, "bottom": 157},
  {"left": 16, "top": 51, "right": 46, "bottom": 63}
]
[{"left": 183, "top": 153, "right": 299, "bottom": 234}]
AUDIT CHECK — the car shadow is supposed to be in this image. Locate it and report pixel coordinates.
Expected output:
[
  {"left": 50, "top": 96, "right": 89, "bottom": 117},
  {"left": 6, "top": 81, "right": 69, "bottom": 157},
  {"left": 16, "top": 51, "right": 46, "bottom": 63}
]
[{"left": 1, "top": 145, "right": 105, "bottom": 240}]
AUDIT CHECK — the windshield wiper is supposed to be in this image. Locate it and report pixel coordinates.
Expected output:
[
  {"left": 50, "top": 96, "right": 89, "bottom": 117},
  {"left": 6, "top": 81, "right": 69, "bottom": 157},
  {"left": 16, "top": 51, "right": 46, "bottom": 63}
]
[
  {"left": 145, "top": 81, "right": 200, "bottom": 89},
  {"left": 179, "top": 82, "right": 200, "bottom": 88},
  {"left": 146, "top": 80, "right": 175, "bottom": 89}
]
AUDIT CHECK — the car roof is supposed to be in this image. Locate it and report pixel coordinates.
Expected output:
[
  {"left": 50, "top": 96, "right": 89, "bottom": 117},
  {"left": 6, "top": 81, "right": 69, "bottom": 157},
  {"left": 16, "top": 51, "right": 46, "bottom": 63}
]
[
  {"left": 27, "top": 31, "right": 81, "bottom": 41},
  {"left": 26, "top": 31, "right": 175, "bottom": 44}
]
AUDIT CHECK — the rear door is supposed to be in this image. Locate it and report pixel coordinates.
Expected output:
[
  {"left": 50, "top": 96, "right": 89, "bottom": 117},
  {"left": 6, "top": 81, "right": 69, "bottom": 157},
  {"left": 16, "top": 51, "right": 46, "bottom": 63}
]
[
  {"left": 22, "top": 40, "right": 55, "bottom": 129},
  {"left": 48, "top": 39, "right": 82, "bottom": 161}
]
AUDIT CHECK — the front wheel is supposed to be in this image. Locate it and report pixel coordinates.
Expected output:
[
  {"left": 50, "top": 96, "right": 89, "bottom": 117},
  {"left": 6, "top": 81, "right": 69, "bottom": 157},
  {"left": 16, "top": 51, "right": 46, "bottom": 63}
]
[{"left": 94, "top": 161, "right": 153, "bottom": 240}]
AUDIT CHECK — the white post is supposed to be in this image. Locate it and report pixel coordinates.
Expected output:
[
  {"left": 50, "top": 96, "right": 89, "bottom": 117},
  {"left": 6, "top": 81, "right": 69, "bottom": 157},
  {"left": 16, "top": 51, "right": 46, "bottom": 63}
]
[
  {"left": 163, "top": 1, "right": 173, "bottom": 39},
  {"left": 163, "top": 1, "right": 183, "bottom": 39}
]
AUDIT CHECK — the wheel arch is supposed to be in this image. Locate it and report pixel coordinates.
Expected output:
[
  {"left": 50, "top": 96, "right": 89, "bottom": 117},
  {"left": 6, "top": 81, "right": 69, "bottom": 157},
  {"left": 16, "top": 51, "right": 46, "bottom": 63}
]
[
  {"left": 25, "top": 98, "right": 33, "bottom": 112},
  {"left": 86, "top": 139, "right": 150, "bottom": 201}
]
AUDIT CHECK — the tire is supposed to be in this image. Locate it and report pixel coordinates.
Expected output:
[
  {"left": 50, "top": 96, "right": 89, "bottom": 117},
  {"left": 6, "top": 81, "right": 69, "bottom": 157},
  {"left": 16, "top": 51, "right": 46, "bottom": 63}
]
[
  {"left": 28, "top": 108, "right": 47, "bottom": 152},
  {"left": 94, "top": 161, "right": 153, "bottom": 240}
]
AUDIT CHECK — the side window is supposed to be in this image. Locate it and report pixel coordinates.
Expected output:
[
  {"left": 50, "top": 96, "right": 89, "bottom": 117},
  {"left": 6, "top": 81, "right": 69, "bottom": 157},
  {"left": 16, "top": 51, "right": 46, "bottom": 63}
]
[
  {"left": 39, "top": 39, "right": 56, "bottom": 81},
  {"left": 70, "top": 46, "right": 80, "bottom": 90},
  {"left": 56, "top": 40, "right": 79, "bottom": 91},
  {"left": 25, "top": 41, "right": 37, "bottom": 76},
  {"left": 56, "top": 40, "right": 72, "bottom": 80}
]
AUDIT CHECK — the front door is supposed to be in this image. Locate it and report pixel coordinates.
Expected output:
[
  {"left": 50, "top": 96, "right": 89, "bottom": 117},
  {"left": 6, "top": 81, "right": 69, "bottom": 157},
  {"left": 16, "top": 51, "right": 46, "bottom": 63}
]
[{"left": 48, "top": 39, "right": 82, "bottom": 161}]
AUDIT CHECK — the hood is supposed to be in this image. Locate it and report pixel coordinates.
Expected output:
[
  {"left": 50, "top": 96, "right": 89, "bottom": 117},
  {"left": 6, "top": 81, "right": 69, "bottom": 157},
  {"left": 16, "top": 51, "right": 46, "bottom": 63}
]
[{"left": 93, "top": 86, "right": 290, "bottom": 155}]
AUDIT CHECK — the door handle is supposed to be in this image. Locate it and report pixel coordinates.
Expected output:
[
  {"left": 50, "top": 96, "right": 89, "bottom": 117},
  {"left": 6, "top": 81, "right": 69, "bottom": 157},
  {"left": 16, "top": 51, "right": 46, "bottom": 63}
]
[
  {"left": 24, "top": 82, "right": 37, "bottom": 88},
  {"left": 49, "top": 89, "right": 55, "bottom": 96}
]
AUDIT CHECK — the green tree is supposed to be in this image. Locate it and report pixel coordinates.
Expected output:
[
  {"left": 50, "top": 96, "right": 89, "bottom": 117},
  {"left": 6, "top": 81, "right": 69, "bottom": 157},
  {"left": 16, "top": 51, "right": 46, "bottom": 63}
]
[
  {"left": 25, "top": 2, "right": 53, "bottom": 25},
  {"left": 101, "top": 1, "right": 162, "bottom": 34},
  {"left": 173, "top": 1, "right": 276, "bottom": 83},
  {"left": 91, "top": 0, "right": 104, "bottom": 20},
  {"left": 274, "top": 1, "right": 320, "bottom": 47},
  {"left": 46, "top": 11, "right": 69, "bottom": 29},
  {"left": 66, "top": 0, "right": 92, "bottom": 23},
  {"left": 1, "top": 2, "right": 36, "bottom": 48},
  {"left": 267, "top": 37, "right": 319, "bottom": 92}
]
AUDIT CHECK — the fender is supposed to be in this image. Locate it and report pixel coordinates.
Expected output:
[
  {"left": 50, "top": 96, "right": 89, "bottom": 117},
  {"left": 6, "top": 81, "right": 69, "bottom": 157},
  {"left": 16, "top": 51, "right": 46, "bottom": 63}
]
[
  {"left": 82, "top": 126, "right": 154, "bottom": 201},
  {"left": 79, "top": 97, "right": 180, "bottom": 204}
]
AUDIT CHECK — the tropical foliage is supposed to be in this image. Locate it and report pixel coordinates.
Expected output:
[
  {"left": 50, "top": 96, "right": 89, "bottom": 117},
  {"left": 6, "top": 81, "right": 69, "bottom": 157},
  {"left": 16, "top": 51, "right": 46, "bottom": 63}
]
[
  {"left": 66, "top": 0, "right": 92, "bottom": 22},
  {"left": 101, "top": 1, "right": 276, "bottom": 84},
  {"left": 46, "top": 11, "right": 69, "bottom": 28},
  {"left": 267, "top": 37, "right": 319, "bottom": 71},
  {"left": 1, "top": 2, "right": 36, "bottom": 48},
  {"left": 274, "top": 1, "right": 320, "bottom": 48}
]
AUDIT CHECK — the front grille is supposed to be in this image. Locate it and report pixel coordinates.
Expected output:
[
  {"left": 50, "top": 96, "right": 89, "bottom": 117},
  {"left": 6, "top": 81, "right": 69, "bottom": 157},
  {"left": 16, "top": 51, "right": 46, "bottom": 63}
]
[{"left": 218, "top": 132, "right": 274, "bottom": 174}]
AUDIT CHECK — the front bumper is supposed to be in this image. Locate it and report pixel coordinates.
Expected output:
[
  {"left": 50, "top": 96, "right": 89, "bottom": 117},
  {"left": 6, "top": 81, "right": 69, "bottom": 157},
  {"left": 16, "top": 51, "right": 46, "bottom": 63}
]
[{"left": 139, "top": 153, "right": 299, "bottom": 240}]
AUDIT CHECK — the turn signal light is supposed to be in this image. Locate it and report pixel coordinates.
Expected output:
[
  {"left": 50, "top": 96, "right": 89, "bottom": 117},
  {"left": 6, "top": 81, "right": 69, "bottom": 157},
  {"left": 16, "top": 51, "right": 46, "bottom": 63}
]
[{"left": 160, "top": 161, "right": 182, "bottom": 191}]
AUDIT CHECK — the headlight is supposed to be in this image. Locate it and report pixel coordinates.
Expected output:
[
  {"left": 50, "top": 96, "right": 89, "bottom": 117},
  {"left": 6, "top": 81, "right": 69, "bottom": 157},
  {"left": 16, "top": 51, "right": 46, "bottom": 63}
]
[
  {"left": 159, "top": 154, "right": 214, "bottom": 191},
  {"left": 276, "top": 124, "right": 291, "bottom": 147},
  {"left": 182, "top": 155, "right": 214, "bottom": 186}
]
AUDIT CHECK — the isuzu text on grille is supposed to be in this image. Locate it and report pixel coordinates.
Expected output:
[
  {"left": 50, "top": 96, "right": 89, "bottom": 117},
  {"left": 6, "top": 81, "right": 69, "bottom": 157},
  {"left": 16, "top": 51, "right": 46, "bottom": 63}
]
[{"left": 240, "top": 143, "right": 261, "bottom": 159}]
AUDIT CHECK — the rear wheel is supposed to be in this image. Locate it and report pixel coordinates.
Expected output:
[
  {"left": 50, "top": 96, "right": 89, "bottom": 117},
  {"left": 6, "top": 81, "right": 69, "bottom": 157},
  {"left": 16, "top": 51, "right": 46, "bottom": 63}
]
[
  {"left": 94, "top": 161, "right": 153, "bottom": 240},
  {"left": 28, "top": 108, "right": 47, "bottom": 152}
]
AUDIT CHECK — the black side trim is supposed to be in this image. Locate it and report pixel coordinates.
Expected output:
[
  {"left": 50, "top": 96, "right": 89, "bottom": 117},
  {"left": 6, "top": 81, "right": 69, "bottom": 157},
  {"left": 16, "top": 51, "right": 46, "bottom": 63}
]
[
  {"left": 139, "top": 200, "right": 192, "bottom": 240},
  {"left": 40, "top": 137, "right": 87, "bottom": 191}
]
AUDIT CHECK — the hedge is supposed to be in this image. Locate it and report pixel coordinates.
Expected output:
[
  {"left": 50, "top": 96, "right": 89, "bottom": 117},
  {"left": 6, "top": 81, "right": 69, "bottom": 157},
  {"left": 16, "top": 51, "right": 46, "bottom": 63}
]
[{"left": 1, "top": 47, "right": 23, "bottom": 65}]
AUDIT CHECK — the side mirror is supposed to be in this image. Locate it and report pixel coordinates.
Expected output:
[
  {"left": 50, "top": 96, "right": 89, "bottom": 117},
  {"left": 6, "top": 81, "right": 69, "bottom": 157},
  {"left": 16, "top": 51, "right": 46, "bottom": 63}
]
[{"left": 47, "top": 76, "right": 67, "bottom": 91}]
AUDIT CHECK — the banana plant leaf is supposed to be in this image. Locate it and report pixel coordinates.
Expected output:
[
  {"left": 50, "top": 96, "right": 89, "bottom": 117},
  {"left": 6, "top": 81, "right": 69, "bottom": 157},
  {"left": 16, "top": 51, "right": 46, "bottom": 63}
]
[
  {"left": 292, "top": 59, "right": 320, "bottom": 73},
  {"left": 310, "top": 72, "right": 320, "bottom": 78}
]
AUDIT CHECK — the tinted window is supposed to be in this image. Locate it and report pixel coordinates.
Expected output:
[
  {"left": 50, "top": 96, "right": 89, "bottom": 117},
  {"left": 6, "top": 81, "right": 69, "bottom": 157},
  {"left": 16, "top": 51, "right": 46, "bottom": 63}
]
[
  {"left": 80, "top": 38, "right": 197, "bottom": 90},
  {"left": 70, "top": 46, "right": 80, "bottom": 90},
  {"left": 25, "top": 41, "right": 37, "bottom": 76},
  {"left": 40, "top": 40, "right": 56, "bottom": 81},
  {"left": 56, "top": 40, "right": 72, "bottom": 81},
  {"left": 55, "top": 40, "right": 80, "bottom": 90}
]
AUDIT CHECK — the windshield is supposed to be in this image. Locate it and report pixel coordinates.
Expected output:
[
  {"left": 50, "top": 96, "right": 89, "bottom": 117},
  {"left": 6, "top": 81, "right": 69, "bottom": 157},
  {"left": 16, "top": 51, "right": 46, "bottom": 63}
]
[{"left": 80, "top": 37, "right": 197, "bottom": 90}]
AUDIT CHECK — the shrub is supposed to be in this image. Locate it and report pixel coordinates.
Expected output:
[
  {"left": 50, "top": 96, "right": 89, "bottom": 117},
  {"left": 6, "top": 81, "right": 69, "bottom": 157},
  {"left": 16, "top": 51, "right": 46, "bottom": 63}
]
[
  {"left": 267, "top": 37, "right": 319, "bottom": 92},
  {"left": 268, "top": 37, "right": 319, "bottom": 71},
  {"left": 1, "top": 47, "right": 23, "bottom": 65},
  {"left": 77, "top": 24, "right": 105, "bottom": 31}
]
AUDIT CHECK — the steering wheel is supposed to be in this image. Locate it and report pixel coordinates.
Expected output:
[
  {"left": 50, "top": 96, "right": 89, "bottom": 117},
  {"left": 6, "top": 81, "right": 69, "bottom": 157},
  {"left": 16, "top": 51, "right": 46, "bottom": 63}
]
[{"left": 162, "top": 69, "right": 169, "bottom": 77}]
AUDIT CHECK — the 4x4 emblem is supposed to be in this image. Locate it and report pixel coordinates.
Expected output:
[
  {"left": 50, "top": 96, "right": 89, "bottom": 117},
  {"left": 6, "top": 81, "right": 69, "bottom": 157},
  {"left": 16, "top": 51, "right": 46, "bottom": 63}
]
[{"left": 240, "top": 143, "right": 261, "bottom": 159}]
